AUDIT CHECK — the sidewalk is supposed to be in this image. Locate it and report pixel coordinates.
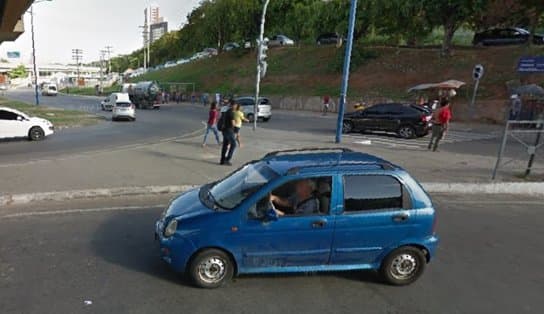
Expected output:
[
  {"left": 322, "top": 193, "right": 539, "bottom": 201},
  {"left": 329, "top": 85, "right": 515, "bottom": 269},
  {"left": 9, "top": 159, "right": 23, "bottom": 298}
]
[{"left": 0, "top": 124, "right": 541, "bottom": 197}]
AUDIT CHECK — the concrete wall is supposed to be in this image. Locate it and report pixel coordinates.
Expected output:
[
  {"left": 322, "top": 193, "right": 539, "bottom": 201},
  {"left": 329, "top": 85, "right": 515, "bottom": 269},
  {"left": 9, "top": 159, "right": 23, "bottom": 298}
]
[{"left": 268, "top": 95, "right": 510, "bottom": 123}]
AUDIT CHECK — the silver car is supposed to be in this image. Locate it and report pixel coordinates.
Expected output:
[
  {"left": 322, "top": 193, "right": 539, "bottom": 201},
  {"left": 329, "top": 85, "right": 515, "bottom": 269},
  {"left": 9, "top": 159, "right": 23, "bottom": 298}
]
[
  {"left": 268, "top": 35, "right": 295, "bottom": 47},
  {"left": 112, "top": 102, "right": 136, "bottom": 121}
]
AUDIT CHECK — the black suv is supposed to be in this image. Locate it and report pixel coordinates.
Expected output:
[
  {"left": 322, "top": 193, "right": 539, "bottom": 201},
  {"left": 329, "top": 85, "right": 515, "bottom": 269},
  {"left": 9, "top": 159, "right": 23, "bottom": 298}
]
[
  {"left": 343, "top": 103, "right": 432, "bottom": 139},
  {"left": 316, "top": 33, "right": 342, "bottom": 46}
]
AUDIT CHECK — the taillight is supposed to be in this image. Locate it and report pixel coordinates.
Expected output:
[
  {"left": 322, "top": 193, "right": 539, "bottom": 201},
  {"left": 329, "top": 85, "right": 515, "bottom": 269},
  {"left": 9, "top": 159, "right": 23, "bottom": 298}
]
[{"left": 422, "top": 114, "right": 431, "bottom": 122}]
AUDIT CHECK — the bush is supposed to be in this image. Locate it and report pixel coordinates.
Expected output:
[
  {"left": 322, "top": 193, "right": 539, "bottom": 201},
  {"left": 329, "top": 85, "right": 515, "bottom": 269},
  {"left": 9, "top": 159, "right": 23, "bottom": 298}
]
[{"left": 330, "top": 45, "right": 379, "bottom": 73}]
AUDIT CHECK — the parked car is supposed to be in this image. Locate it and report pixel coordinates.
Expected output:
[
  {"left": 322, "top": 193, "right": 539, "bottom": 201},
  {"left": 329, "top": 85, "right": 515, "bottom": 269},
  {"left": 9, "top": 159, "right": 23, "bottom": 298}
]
[
  {"left": 203, "top": 48, "right": 219, "bottom": 56},
  {"left": 343, "top": 103, "right": 432, "bottom": 139},
  {"left": 155, "top": 148, "right": 438, "bottom": 288},
  {"left": 41, "top": 84, "right": 58, "bottom": 96},
  {"left": 176, "top": 58, "right": 189, "bottom": 65},
  {"left": 234, "top": 96, "right": 272, "bottom": 122},
  {"left": 164, "top": 61, "right": 177, "bottom": 68},
  {"left": 101, "top": 92, "right": 131, "bottom": 111},
  {"left": 112, "top": 101, "right": 136, "bottom": 121},
  {"left": 0, "top": 106, "right": 54, "bottom": 141},
  {"left": 473, "top": 27, "right": 544, "bottom": 46},
  {"left": 223, "top": 42, "right": 240, "bottom": 51},
  {"left": 268, "top": 35, "right": 295, "bottom": 47},
  {"left": 316, "top": 32, "right": 343, "bottom": 46}
]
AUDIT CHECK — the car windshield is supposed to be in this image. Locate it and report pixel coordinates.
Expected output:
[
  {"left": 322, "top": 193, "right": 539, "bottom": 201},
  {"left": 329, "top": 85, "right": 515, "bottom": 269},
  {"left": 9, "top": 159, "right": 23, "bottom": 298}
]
[{"left": 208, "top": 162, "right": 279, "bottom": 210}]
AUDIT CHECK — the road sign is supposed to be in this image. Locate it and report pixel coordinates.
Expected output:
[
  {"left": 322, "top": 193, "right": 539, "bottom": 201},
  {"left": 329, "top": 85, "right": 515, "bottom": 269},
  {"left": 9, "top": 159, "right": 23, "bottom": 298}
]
[
  {"left": 7, "top": 51, "right": 20, "bottom": 58},
  {"left": 473, "top": 64, "right": 484, "bottom": 80},
  {"left": 517, "top": 56, "right": 544, "bottom": 73}
]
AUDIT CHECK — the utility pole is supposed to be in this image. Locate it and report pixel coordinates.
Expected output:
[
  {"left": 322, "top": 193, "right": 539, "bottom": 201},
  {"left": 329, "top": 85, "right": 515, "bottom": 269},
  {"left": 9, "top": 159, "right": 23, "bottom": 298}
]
[
  {"left": 99, "top": 50, "right": 106, "bottom": 95},
  {"left": 335, "top": 0, "right": 358, "bottom": 143},
  {"left": 71, "top": 49, "right": 83, "bottom": 86},
  {"left": 104, "top": 46, "right": 113, "bottom": 73},
  {"left": 140, "top": 8, "right": 149, "bottom": 71},
  {"left": 30, "top": 6, "right": 39, "bottom": 105},
  {"left": 254, "top": 0, "right": 271, "bottom": 131}
]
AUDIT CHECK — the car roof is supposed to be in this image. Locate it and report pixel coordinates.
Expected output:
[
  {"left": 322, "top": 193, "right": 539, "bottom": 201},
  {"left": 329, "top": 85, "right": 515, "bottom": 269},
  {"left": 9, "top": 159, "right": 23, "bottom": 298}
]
[
  {"left": 261, "top": 148, "right": 399, "bottom": 175},
  {"left": 0, "top": 106, "right": 26, "bottom": 116}
]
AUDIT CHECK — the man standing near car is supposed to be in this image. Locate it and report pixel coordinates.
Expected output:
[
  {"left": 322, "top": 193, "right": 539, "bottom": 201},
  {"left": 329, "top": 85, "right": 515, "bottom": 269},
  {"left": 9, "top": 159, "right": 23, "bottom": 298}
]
[
  {"left": 428, "top": 99, "right": 452, "bottom": 152},
  {"left": 220, "top": 100, "right": 237, "bottom": 166}
]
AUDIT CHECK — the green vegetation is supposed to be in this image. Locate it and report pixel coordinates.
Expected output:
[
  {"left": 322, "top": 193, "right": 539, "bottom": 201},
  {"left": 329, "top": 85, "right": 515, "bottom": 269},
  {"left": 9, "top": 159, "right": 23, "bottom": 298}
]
[
  {"left": 135, "top": 45, "right": 544, "bottom": 100},
  {"left": 0, "top": 98, "right": 103, "bottom": 128},
  {"left": 7, "top": 64, "right": 27, "bottom": 79},
  {"left": 110, "top": 0, "right": 544, "bottom": 72},
  {"left": 60, "top": 84, "right": 121, "bottom": 97}
]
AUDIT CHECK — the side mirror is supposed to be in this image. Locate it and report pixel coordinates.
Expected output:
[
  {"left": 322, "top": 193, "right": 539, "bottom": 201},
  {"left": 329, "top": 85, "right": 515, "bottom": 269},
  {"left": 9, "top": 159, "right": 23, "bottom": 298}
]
[
  {"left": 264, "top": 207, "right": 278, "bottom": 222},
  {"left": 17, "top": 116, "right": 24, "bottom": 121}
]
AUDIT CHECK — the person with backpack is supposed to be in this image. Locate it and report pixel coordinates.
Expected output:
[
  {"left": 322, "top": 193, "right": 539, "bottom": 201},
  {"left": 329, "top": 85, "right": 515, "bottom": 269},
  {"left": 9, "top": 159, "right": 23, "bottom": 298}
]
[
  {"left": 217, "top": 99, "right": 237, "bottom": 166},
  {"left": 202, "top": 102, "right": 221, "bottom": 147},
  {"left": 428, "top": 99, "right": 452, "bottom": 152}
]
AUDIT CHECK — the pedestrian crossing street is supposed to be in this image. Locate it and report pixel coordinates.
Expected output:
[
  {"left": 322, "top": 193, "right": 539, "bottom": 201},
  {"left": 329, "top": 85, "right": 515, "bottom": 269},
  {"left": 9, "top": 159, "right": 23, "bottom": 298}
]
[{"left": 346, "top": 130, "right": 500, "bottom": 149}]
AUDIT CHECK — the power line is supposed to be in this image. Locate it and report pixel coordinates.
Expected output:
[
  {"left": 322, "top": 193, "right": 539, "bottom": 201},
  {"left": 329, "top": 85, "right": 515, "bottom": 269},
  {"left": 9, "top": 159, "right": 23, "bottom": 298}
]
[{"left": 71, "top": 48, "right": 83, "bottom": 84}]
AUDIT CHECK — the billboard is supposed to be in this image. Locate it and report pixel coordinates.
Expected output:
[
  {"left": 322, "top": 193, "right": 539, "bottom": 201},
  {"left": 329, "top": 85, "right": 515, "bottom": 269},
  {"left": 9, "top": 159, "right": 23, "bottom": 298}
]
[{"left": 517, "top": 56, "right": 544, "bottom": 73}]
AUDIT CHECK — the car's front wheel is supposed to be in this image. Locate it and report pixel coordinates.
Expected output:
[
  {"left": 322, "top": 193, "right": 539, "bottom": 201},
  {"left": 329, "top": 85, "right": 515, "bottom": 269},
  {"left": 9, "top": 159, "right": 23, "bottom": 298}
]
[
  {"left": 189, "top": 249, "right": 234, "bottom": 289},
  {"left": 263, "top": 117, "right": 270, "bottom": 122},
  {"left": 29, "top": 126, "right": 45, "bottom": 141},
  {"left": 342, "top": 121, "right": 353, "bottom": 133},
  {"left": 380, "top": 246, "right": 426, "bottom": 286}
]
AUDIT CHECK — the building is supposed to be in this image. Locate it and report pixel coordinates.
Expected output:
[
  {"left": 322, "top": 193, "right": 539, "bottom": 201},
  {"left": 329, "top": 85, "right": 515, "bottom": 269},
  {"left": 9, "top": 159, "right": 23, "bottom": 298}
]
[
  {"left": 150, "top": 21, "right": 168, "bottom": 43},
  {"left": 149, "top": 6, "right": 163, "bottom": 25},
  {"left": 0, "top": 0, "right": 34, "bottom": 44}
]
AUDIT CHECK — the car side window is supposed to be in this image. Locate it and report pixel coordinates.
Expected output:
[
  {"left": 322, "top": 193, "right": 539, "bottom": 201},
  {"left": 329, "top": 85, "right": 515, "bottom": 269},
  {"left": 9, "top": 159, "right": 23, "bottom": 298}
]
[
  {"left": 343, "top": 175, "right": 410, "bottom": 212},
  {"left": 0, "top": 110, "right": 18, "bottom": 120}
]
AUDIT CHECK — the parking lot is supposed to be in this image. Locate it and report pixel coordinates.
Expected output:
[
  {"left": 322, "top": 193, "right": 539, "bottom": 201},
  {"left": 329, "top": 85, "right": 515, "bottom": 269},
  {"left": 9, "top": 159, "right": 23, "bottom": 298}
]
[{"left": 1, "top": 193, "right": 542, "bottom": 314}]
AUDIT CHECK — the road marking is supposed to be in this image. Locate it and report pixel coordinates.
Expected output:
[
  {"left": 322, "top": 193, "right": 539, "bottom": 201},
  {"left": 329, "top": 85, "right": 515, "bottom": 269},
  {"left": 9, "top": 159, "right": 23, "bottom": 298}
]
[{"left": 0, "top": 204, "right": 167, "bottom": 220}]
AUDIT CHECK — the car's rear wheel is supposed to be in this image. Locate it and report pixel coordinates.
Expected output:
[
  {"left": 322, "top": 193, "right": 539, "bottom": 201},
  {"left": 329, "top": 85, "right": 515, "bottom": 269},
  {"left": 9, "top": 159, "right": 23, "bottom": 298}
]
[
  {"left": 380, "top": 246, "right": 426, "bottom": 286},
  {"left": 29, "top": 126, "right": 45, "bottom": 141},
  {"left": 263, "top": 117, "right": 270, "bottom": 122},
  {"left": 342, "top": 121, "right": 353, "bottom": 134},
  {"left": 398, "top": 125, "right": 416, "bottom": 139},
  {"left": 247, "top": 113, "right": 255, "bottom": 122},
  {"left": 189, "top": 249, "right": 234, "bottom": 289}
]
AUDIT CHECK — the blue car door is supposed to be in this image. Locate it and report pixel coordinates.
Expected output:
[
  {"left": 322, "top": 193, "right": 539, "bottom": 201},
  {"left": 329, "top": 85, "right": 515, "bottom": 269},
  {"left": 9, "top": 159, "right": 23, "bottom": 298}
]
[
  {"left": 235, "top": 176, "right": 336, "bottom": 271},
  {"left": 331, "top": 174, "right": 418, "bottom": 266}
]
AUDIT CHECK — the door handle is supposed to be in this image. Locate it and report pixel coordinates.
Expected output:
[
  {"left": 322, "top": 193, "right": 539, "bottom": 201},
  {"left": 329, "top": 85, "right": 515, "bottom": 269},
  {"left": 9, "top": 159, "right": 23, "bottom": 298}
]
[
  {"left": 311, "top": 220, "right": 327, "bottom": 228},
  {"left": 392, "top": 213, "right": 410, "bottom": 222}
]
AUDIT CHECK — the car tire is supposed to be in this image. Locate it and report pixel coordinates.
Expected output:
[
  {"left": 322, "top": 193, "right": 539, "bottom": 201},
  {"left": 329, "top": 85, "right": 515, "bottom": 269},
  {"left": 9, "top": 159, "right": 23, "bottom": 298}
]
[
  {"left": 263, "top": 117, "right": 270, "bottom": 122},
  {"left": 398, "top": 125, "right": 416, "bottom": 139},
  {"left": 380, "top": 246, "right": 427, "bottom": 286},
  {"left": 342, "top": 121, "right": 353, "bottom": 134},
  {"left": 189, "top": 249, "right": 234, "bottom": 289},
  {"left": 28, "top": 126, "right": 45, "bottom": 141},
  {"left": 247, "top": 113, "right": 255, "bottom": 122}
]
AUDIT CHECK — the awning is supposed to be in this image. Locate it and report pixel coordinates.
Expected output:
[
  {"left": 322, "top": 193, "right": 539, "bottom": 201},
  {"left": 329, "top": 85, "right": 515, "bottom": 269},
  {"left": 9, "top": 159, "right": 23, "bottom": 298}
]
[{"left": 408, "top": 80, "right": 466, "bottom": 92}]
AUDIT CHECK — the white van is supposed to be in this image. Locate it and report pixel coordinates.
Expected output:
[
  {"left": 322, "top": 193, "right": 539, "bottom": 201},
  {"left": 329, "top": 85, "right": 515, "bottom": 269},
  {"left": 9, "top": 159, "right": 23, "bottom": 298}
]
[{"left": 101, "top": 92, "right": 131, "bottom": 111}]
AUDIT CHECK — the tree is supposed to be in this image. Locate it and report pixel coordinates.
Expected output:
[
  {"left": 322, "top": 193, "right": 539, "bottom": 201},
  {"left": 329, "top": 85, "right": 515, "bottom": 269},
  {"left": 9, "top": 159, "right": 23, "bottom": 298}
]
[
  {"left": 425, "top": 0, "right": 485, "bottom": 56},
  {"left": 521, "top": 0, "right": 544, "bottom": 45},
  {"left": 8, "top": 64, "right": 27, "bottom": 79},
  {"left": 377, "top": 0, "right": 432, "bottom": 46}
]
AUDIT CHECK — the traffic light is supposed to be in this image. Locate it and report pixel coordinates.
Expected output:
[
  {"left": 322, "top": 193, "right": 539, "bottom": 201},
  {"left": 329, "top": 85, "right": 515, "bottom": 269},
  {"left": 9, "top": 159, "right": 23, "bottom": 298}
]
[
  {"left": 257, "top": 38, "right": 269, "bottom": 79},
  {"left": 473, "top": 64, "right": 484, "bottom": 80}
]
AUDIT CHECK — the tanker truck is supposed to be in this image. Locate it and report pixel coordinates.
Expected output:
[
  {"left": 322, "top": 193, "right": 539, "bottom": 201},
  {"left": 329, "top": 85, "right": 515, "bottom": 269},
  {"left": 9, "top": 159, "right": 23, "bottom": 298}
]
[{"left": 122, "top": 81, "right": 161, "bottom": 109}]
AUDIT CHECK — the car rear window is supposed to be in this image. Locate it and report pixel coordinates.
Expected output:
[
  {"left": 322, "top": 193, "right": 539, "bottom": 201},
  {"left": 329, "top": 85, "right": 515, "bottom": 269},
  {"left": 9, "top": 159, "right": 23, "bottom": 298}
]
[
  {"left": 116, "top": 102, "right": 131, "bottom": 108},
  {"left": 343, "top": 175, "right": 406, "bottom": 212}
]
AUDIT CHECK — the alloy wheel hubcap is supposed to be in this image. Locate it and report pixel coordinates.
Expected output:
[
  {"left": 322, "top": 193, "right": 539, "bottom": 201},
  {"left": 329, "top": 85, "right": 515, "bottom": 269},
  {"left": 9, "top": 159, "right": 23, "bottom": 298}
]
[
  {"left": 390, "top": 254, "right": 417, "bottom": 280},
  {"left": 198, "top": 257, "right": 227, "bottom": 284},
  {"left": 400, "top": 128, "right": 413, "bottom": 138},
  {"left": 343, "top": 122, "right": 352, "bottom": 132}
]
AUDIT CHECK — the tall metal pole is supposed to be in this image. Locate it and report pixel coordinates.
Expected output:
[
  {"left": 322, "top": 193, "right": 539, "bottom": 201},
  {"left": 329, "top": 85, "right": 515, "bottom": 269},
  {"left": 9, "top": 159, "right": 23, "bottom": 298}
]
[
  {"left": 30, "top": 6, "right": 40, "bottom": 105},
  {"left": 254, "top": 0, "right": 270, "bottom": 131},
  {"left": 335, "top": 0, "right": 358, "bottom": 143},
  {"left": 524, "top": 120, "right": 543, "bottom": 177}
]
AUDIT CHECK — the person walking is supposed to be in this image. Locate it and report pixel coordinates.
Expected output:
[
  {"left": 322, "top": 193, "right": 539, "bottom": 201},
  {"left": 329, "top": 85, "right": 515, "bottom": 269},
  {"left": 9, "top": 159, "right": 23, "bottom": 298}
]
[
  {"left": 233, "top": 103, "right": 249, "bottom": 148},
  {"left": 202, "top": 102, "right": 221, "bottom": 147},
  {"left": 428, "top": 99, "right": 452, "bottom": 152},
  {"left": 322, "top": 95, "right": 330, "bottom": 116},
  {"left": 219, "top": 99, "right": 237, "bottom": 166}
]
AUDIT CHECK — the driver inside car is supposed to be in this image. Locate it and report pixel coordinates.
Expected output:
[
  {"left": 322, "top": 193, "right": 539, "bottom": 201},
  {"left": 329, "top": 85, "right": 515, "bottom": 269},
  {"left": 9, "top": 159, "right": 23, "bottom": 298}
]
[{"left": 270, "top": 179, "right": 320, "bottom": 216}]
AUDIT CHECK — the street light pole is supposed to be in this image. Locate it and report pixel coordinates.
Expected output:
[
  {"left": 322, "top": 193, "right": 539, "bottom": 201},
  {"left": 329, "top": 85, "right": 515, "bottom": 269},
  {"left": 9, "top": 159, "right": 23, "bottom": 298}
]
[
  {"left": 30, "top": 5, "right": 40, "bottom": 105},
  {"left": 335, "top": 0, "right": 358, "bottom": 143}
]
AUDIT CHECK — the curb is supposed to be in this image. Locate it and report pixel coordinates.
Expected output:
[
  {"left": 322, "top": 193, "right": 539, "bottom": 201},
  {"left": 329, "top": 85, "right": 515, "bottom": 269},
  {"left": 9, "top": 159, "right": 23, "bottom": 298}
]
[{"left": 1, "top": 182, "right": 542, "bottom": 207}]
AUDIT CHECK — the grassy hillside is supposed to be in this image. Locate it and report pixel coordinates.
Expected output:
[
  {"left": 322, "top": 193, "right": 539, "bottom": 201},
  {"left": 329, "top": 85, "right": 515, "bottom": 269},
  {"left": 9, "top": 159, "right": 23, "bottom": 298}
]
[{"left": 134, "top": 45, "right": 544, "bottom": 102}]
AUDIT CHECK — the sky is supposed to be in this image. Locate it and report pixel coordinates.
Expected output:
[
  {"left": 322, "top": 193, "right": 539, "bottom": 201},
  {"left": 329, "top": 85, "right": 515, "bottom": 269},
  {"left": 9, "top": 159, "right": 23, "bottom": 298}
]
[{"left": 0, "top": 0, "right": 201, "bottom": 65}]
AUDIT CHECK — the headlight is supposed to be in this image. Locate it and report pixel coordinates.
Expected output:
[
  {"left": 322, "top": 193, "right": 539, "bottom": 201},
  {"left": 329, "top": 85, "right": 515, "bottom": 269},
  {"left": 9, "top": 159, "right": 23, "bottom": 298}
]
[{"left": 164, "top": 219, "right": 178, "bottom": 237}]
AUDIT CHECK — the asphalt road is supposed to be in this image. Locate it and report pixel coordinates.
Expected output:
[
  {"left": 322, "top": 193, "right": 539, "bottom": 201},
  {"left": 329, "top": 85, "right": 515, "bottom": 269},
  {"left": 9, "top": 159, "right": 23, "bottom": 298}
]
[{"left": 0, "top": 193, "right": 542, "bottom": 314}]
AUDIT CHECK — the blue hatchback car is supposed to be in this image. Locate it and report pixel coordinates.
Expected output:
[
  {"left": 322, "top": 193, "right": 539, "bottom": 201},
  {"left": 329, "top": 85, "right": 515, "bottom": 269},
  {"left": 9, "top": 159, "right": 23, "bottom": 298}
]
[{"left": 155, "top": 148, "right": 438, "bottom": 288}]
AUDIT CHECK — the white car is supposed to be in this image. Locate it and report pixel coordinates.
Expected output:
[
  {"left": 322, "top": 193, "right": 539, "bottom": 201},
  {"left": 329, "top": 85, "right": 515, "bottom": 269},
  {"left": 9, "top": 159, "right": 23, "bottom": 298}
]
[
  {"left": 268, "top": 35, "right": 295, "bottom": 47},
  {"left": 234, "top": 97, "right": 273, "bottom": 122},
  {"left": 112, "top": 102, "right": 136, "bottom": 121},
  {"left": 42, "top": 84, "right": 58, "bottom": 96},
  {"left": 0, "top": 106, "right": 54, "bottom": 141}
]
